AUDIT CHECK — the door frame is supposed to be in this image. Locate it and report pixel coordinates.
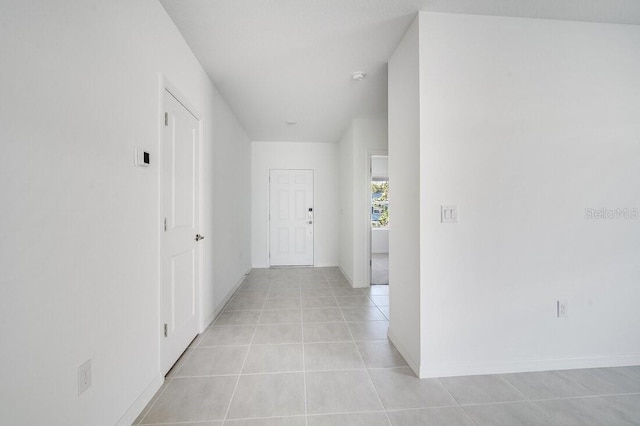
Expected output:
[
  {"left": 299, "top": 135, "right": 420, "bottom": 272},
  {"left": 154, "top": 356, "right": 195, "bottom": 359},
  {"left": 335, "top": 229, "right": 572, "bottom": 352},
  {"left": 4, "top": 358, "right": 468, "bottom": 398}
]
[
  {"left": 268, "top": 169, "right": 315, "bottom": 267},
  {"left": 158, "top": 76, "right": 204, "bottom": 372},
  {"left": 365, "top": 150, "right": 388, "bottom": 287}
]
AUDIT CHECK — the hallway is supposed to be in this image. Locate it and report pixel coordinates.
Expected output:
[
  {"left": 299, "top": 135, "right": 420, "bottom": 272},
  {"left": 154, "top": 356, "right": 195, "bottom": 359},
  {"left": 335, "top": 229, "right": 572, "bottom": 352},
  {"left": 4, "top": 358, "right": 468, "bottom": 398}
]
[{"left": 134, "top": 268, "right": 640, "bottom": 425}]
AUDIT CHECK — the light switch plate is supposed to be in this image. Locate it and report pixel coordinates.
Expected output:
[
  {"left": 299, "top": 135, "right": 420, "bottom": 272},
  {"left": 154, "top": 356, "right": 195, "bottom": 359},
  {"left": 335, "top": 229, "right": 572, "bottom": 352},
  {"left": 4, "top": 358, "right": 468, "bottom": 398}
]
[{"left": 441, "top": 205, "right": 458, "bottom": 223}]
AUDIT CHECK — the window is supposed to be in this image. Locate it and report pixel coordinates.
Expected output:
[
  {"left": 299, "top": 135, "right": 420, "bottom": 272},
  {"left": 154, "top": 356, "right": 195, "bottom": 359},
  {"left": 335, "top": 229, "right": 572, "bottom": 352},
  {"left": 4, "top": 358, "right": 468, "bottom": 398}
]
[{"left": 371, "top": 180, "right": 388, "bottom": 228}]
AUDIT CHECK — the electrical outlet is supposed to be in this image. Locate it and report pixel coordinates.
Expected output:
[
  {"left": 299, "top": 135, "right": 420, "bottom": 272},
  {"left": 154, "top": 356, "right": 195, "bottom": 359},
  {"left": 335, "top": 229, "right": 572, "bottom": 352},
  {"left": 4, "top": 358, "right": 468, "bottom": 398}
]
[
  {"left": 557, "top": 300, "right": 568, "bottom": 318},
  {"left": 78, "top": 359, "right": 92, "bottom": 396}
]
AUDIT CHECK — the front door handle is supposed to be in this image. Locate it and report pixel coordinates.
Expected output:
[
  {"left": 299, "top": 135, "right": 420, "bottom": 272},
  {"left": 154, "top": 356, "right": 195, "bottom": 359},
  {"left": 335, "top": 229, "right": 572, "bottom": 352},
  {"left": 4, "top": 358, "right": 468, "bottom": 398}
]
[{"left": 195, "top": 234, "right": 205, "bottom": 242}]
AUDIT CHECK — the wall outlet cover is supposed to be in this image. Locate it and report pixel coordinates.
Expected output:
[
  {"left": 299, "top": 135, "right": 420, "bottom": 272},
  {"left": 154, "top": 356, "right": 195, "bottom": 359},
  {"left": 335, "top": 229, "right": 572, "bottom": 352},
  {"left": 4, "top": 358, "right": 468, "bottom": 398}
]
[{"left": 78, "top": 359, "right": 92, "bottom": 396}]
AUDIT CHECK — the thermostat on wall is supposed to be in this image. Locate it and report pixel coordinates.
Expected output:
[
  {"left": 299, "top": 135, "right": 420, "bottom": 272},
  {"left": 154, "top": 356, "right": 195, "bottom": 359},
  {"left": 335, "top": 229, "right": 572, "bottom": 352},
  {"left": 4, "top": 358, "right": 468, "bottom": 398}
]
[{"left": 135, "top": 147, "right": 150, "bottom": 167}]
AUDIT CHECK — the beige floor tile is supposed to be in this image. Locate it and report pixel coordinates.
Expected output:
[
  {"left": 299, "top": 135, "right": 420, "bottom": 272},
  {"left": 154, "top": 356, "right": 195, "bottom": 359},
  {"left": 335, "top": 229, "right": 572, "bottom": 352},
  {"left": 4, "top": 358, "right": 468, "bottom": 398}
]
[
  {"left": 242, "top": 344, "right": 303, "bottom": 373},
  {"left": 301, "top": 297, "right": 338, "bottom": 308},
  {"left": 302, "top": 307, "right": 344, "bottom": 323},
  {"left": 439, "top": 374, "right": 526, "bottom": 405},
  {"left": 172, "top": 346, "right": 248, "bottom": 377},
  {"left": 369, "top": 295, "right": 389, "bottom": 307},
  {"left": 267, "top": 288, "right": 301, "bottom": 299},
  {"left": 356, "top": 341, "right": 407, "bottom": 368},
  {"left": 225, "top": 417, "right": 306, "bottom": 426},
  {"left": 199, "top": 325, "right": 256, "bottom": 347},
  {"left": 303, "top": 322, "right": 352, "bottom": 342},
  {"left": 347, "top": 321, "right": 389, "bottom": 341},
  {"left": 300, "top": 287, "right": 334, "bottom": 298},
  {"left": 263, "top": 298, "right": 302, "bottom": 310},
  {"left": 306, "top": 370, "right": 383, "bottom": 414},
  {"left": 304, "top": 342, "right": 365, "bottom": 371},
  {"left": 367, "top": 285, "right": 389, "bottom": 295},
  {"left": 331, "top": 287, "right": 366, "bottom": 297},
  {"left": 464, "top": 401, "right": 556, "bottom": 426},
  {"left": 308, "top": 412, "right": 390, "bottom": 425},
  {"left": 537, "top": 397, "right": 639, "bottom": 426},
  {"left": 502, "top": 370, "right": 592, "bottom": 399},
  {"left": 252, "top": 324, "right": 302, "bottom": 344},
  {"left": 226, "top": 373, "right": 305, "bottom": 419},
  {"left": 603, "top": 394, "right": 640, "bottom": 422},
  {"left": 335, "top": 295, "right": 375, "bottom": 307},
  {"left": 388, "top": 407, "right": 475, "bottom": 426},
  {"left": 559, "top": 367, "right": 640, "bottom": 394},
  {"left": 213, "top": 310, "right": 261, "bottom": 326},
  {"left": 259, "top": 309, "right": 302, "bottom": 324},
  {"left": 341, "top": 306, "right": 386, "bottom": 321},
  {"left": 141, "top": 376, "right": 236, "bottom": 423},
  {"left": 369, "top": 367, "right": 456, "bottom": 410}
]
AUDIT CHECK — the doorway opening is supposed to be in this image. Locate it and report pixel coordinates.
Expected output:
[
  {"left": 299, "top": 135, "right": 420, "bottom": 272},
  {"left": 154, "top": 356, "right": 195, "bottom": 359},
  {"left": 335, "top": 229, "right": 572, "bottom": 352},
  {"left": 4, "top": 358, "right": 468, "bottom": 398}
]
[{"left": 370, "top": 155, "right": 389, "bottom": 286}]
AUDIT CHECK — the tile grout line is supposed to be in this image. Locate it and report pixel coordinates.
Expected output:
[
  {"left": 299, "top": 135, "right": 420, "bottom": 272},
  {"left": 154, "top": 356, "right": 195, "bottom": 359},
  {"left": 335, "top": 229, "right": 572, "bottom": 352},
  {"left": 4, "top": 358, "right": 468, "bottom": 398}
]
[
  {"left": 301, "top": 277, "right": 309, "bottom": 426},
  {"left": 220, "top": 280, "right": 266, "bottom": 423},
  {"left": 529, "top": 400, "right": 565, "bottom": 426},
  {"left": 496, "top": 373, "right": 564, "bottom": 426},
  {"left": 136, "top": 377, "right": 173, "bottom": 425},
  {"left": 434, "top": 377, "right": 480, "bottom": 426},
  {"left": 339, "top": 291, "right": 394, "bottom": 426},
  {"left": 598, "top": 395, "right": 640, "bottom": 424}
]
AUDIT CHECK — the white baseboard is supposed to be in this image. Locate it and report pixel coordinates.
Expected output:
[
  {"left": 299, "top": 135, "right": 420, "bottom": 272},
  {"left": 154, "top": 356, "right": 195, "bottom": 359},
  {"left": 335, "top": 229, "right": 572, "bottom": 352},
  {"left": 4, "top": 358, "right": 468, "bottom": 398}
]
[
  {"left": 115, "top": 374, "right": 164, "bottom": 426},
  {"left": 203, "top": 268, "right": 251, "bottom": 328},
  {"left": 337, "top": 265, "right": 357, "bottom": 288},
  {"left": 387, "top": 326, "right": 421, "bottom": 377},
  {"left": 388, "top": 327, "right": 640, "bottom": 379},
  {"left": 419, "top": 353, "right": 640, "bottom": 378}
]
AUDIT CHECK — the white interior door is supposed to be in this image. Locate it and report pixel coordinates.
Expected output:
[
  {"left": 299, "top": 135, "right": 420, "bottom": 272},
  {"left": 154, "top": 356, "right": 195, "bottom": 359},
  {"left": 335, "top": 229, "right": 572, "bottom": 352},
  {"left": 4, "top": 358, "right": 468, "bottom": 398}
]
[
  {"left": 161, "top": 89, "right": 201, "bottom": 375},
  {"left": 269, "top": 170, "right": 314, "bottom": 266}
]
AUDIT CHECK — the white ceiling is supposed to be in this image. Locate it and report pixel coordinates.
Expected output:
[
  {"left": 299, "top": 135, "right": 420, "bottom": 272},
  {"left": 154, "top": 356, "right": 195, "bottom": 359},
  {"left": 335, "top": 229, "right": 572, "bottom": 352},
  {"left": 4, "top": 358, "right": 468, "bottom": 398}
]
[{"left": 159, "top": 0, "right": 640, "bottom": 143}]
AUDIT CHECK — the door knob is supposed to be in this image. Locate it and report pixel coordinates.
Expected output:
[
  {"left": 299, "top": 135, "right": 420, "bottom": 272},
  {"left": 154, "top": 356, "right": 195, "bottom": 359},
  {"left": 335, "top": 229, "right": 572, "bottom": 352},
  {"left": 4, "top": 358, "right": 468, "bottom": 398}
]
[{"left": 195, "top": 234, "right": 205, "bottom": 241}]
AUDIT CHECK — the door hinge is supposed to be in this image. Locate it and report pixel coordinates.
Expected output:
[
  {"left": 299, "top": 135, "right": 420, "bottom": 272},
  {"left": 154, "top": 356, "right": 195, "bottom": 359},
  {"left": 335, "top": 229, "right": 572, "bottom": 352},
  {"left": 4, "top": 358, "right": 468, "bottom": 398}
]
[
  {"left": 370, "top": 259, "right": 372, "bottom": 266},
  {"left": 164, "top": 112, "right": 168, "bottom": 126},
  {"left": 164, "top": 218, "right": 167, "bottom": 231},
  {"left": 163, "top": 323, "right": 168, "bottom": 337}
]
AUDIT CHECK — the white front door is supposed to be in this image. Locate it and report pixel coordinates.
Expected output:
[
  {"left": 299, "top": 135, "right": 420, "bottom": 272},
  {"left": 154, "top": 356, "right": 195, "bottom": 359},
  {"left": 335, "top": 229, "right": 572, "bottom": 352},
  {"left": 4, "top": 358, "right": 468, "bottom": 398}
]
[
  {"left": 161, "top": 89, "right": 201, "bottom": 375},
  {"left": 269, "top": 170, "right": 314, "bottom": 266}
]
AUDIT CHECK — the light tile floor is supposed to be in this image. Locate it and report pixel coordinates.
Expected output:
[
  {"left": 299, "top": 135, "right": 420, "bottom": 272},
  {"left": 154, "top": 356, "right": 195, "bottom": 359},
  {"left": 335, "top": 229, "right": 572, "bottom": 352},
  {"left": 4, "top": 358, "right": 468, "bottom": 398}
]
[{"left": 134, "top": 267, "right": 640, "bottom": 425}]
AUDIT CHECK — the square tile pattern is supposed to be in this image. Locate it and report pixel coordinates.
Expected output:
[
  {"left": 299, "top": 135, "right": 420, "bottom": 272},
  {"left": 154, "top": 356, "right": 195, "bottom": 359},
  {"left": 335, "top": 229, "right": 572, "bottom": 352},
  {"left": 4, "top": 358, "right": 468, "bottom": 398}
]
[{"left": 135, "top": 267, "right": 640, "bottom": 425}]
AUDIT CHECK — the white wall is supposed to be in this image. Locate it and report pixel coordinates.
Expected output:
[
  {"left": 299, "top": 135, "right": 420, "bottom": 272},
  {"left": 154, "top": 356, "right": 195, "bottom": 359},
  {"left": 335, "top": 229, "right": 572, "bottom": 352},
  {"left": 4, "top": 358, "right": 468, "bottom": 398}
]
[
  {"left": 337, "top": 119, "right": 388, "bottom": 287},
  {"left": 208, "top": 93, "right": 252, "bottom": 326},
  {"left": 418, "top": 12, "right": 640, "bottom": 377},
  {"left": 371, "top": 229, "right": 389, "bottom": 254},
  {"left": 371, "top": 155, "right": 389, "bottom": 179},
  {"left": 338, "top": 125, "right": 356, "bottom": 282},
  {"left": 251, "top": 142, "right": 339, "bottom": 268},
  {"left": 0, "top": 1, "right": 251, "bottom": 424},
  {"left": 387, "top": 17, "right": 422, "bottom": 374}
]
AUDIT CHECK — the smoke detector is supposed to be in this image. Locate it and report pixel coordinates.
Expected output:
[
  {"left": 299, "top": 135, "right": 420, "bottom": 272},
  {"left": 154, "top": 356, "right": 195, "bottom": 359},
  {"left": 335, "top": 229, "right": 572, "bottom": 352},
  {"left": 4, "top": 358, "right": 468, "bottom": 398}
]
[{"left": 351, "top": 71, "right": 366, "bottom": 81}]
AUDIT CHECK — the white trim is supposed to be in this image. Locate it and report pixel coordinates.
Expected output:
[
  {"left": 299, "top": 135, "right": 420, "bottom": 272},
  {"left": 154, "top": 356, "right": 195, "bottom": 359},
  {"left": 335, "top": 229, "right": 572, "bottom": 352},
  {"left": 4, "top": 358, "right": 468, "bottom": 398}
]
[
  {"left": 268, "top": 169, "right": 315, "bottom": 267},
  {"left": 203, "top": 268, "right": 251, "bottom": 327},
  {"left": 338, "top": 265, "right": 354, "bottom": 287},
  {"left": 158, "top": 75, "right": 204, "bottom": 373},
  {"left": 365, "top": 151, "right": 388, "bottom": 287},
  {"left": 418, "top": 353, "right": 640, "bottom": 379},
  {"left": 115, "top": 374, "right": 163, "bottom": 426},
  {"left": 388, "top": 326, "right": 421, "bottom": 376}
]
